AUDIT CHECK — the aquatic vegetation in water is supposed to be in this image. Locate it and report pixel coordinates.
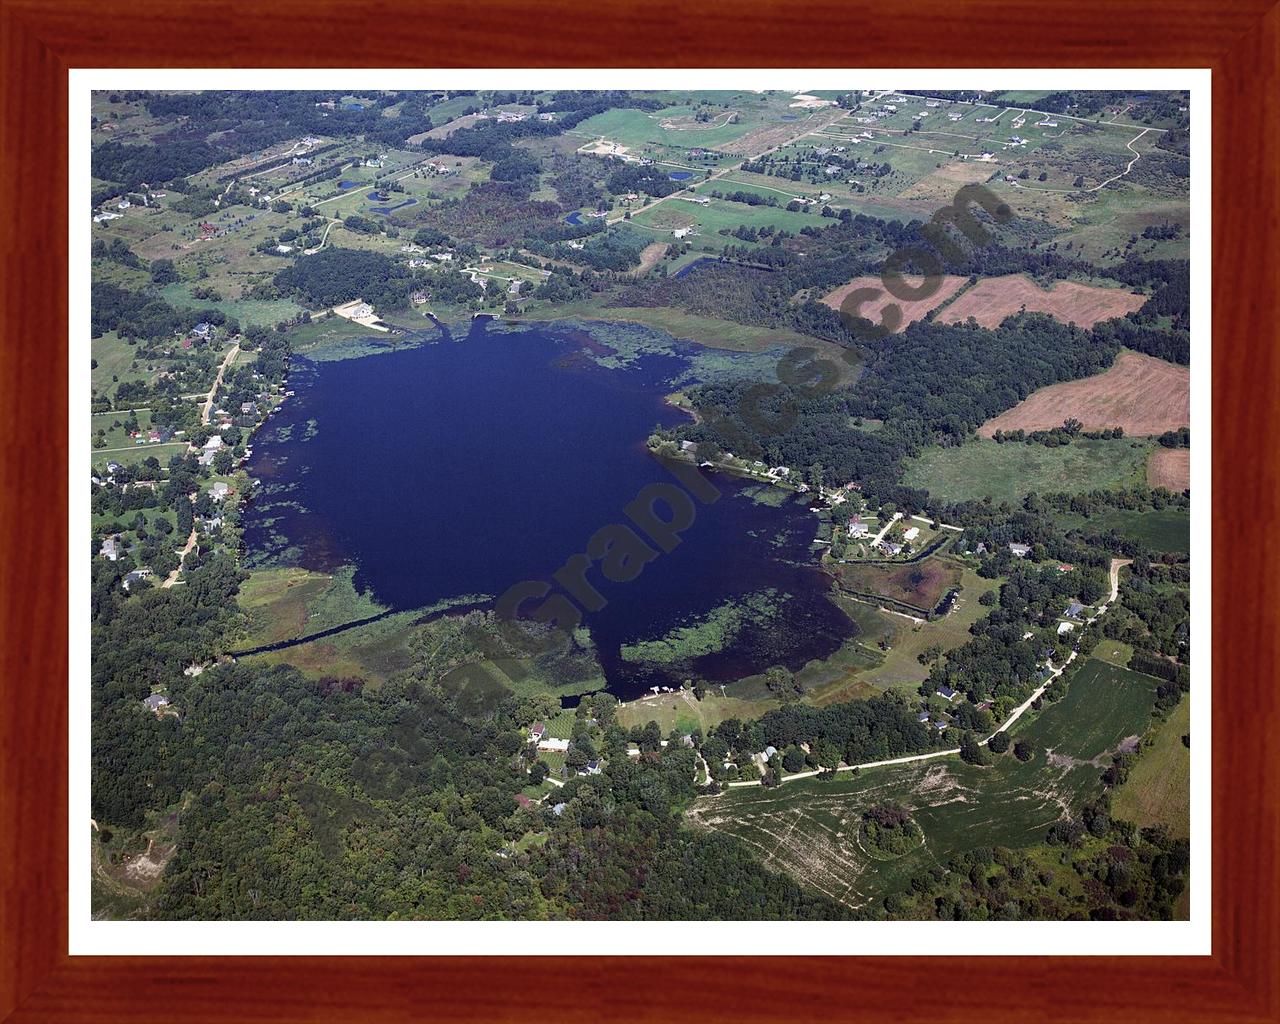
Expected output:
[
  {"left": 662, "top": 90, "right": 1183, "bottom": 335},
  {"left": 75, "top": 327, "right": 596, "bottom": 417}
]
[{"left": 621, "top": 589, "right": 787, "bottom": 665}]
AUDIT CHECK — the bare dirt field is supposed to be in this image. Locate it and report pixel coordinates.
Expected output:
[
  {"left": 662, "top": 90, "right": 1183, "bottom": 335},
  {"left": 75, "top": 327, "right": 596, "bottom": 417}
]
[
  {"left": 938, "top": 274, "right": 1146, "bottom": 329},
  {"left": 820, "top": 274, "right": 967, "bottom": 333},
  {"left": 979, "top": 351, "right": 1190, "bottom": 438},
  {"left": 899, "top": 159, "right": 1001, "bottom": 201},
  {"left": 1147, "top": 447, "right": 1191, "bottom": 490},
  {"left": 633, "top": 242, "right": 669, "bottom": 275}
]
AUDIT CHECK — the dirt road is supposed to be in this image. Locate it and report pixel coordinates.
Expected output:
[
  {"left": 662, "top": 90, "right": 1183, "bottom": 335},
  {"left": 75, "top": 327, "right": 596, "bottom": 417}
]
[{"left": 201, "top": 343, "right": 240, "bottom": 426}]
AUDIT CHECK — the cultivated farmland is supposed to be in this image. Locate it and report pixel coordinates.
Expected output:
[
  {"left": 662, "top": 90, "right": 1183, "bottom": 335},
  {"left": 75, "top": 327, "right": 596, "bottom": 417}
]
[
  {"left": 685, "top": 657, "right": 1158, "bottom": 908},
  {"left": 1147, "top": 447, "right": 1191, "bottom": 490},
  {"left": 1059, "top": 508, "right": 1190, "bottom": 555},
  {"left": 820, "top": 274, "right": 968, "bottom": 333},
  {"left": 938, "top": 274, "right": 1147, "bottom": 330},
  {"left": 978, "top": 351, "right": 1190, "bottom": 438}
]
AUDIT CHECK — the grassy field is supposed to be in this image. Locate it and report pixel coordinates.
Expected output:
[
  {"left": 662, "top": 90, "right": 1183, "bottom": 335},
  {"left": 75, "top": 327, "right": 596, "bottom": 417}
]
[
  {"left": 685, "top": 656, "right": 1158, "bottom": 909},
  {"left": 1091, "top": 638, "right": 1135, "bottom": 668},
  {"left": 1112, "top": 696, "right": 1191, "bottom": 838},
  {"left": 91, "top": 442, "right": 189, "bottom": 468},
  {"left": 902, "top": 437, "right": 1152, "bottom": 505},
  {"left": 158, "top": 281, "right": 304, "bottom": 327},
  {"left": 573, "top": 106, "right": 757, "bottom": 151},
  {"left": 616, "top": 686, "right": 779, "bottom": 735},
  {"left": 1059, "top": 508, "right": 1190, "bottom": 555}
]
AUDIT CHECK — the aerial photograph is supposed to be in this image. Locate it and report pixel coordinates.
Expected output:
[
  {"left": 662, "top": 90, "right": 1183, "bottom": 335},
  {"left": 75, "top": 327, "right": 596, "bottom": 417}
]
[{"left": 88, "top": 86, "right": 1192, "bottom": 922}]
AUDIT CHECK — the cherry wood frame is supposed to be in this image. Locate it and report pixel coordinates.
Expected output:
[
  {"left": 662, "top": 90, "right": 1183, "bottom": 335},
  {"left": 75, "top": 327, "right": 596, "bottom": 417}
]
[{"left": 2, "top": 1, "right": 1277, "bottom": 1020}]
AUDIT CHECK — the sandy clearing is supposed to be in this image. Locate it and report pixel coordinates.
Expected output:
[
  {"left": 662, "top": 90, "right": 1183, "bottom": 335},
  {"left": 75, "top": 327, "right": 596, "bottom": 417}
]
[
  {"left": 979, "top": 351, "right": 1190, "bottom": 438},
  {"left": 1147, "top": 447, "right": 1191, "bottom": 490},
  {"left": 634, "top": 242, "right": 669, "bottom": 275},
  {"left": 820, "top": 274, "right": 967, "bottom": 333},
  {"left": 899, "top": 159, "right": 1001, "bottom": 199},
  {"left": 938, "top": 274, "right": 1146, "bottom": 329}
]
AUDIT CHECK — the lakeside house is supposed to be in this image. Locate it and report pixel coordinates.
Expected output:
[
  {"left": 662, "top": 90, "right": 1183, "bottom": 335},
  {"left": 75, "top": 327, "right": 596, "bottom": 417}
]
[{"left": 209, "top": 482, "right": 231, "bottom": 501}]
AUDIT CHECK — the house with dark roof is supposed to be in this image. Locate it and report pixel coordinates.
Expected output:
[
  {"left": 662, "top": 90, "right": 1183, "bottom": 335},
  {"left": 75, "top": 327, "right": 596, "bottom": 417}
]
[
  {"left": 1065, "top": 601, "right": 1086, "bottom": 619},
  {"left": 936, "top": 685, "right": 958, "bottom": 701},
  {"left": 123, "top": 568, "right": 153, "bottom": 591}
]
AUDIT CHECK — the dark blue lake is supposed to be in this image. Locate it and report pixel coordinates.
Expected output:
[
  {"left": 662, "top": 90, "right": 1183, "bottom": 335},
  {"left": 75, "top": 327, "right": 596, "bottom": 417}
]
[
  {"left": 564, "top": 211, "right": 584, "bottom": 225},
  {"left": 240, "top": 320, "right": 854, "bottom": 698},
  {"left": 668, "top": 170, "right": 694, "bottom": 181}
]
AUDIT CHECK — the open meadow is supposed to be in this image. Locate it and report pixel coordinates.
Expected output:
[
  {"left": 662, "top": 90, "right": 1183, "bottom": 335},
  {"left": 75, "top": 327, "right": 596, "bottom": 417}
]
[{"left": 902, "top": 437, "right": 1152, "bottom": 505}]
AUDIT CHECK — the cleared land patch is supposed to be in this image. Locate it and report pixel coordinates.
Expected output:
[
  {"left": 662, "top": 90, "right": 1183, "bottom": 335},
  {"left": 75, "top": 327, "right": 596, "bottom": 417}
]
[
  {"left": 819, "top": 274, "right": 967, "bottom": 333},
  {"left": 939, "top": 274, "right": 1146, "bottom": 329},
  {"left": 1147, "top": 447, "right": 1190, "bottom": 491},
  {"left": 1112, "top": 697, "right": 1190, "bottom": 838},
  {"left": 835, "top": 556, "right": 961, "bottom": 617},
  {"left": 979, "top": 351, "right": 1190, "bottom": 438}
]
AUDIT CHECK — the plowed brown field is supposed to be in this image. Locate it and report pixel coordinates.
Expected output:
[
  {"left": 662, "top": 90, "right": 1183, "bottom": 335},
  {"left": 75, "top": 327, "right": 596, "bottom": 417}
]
[
  {"left": 821, "top": 274, "right": 967, "bottom": 333},
  {"left": 979, "top": 352, "right": 1190, "bottom": 438},
  {"left": 1147, "top": 448, "right": 1191, "bottom": 490},
  {"left": 938, "top": 274, "right": 1146, "bottom": 329}
]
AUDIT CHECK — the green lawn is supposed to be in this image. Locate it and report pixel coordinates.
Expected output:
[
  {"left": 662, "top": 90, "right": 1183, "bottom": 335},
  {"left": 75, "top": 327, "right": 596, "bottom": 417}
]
[
  {"left": 687, "top": 656, "right": 1158, "bottom": 910},
  {"left": 902, "top": 437, "right": 1152, "bottom": 505}
]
